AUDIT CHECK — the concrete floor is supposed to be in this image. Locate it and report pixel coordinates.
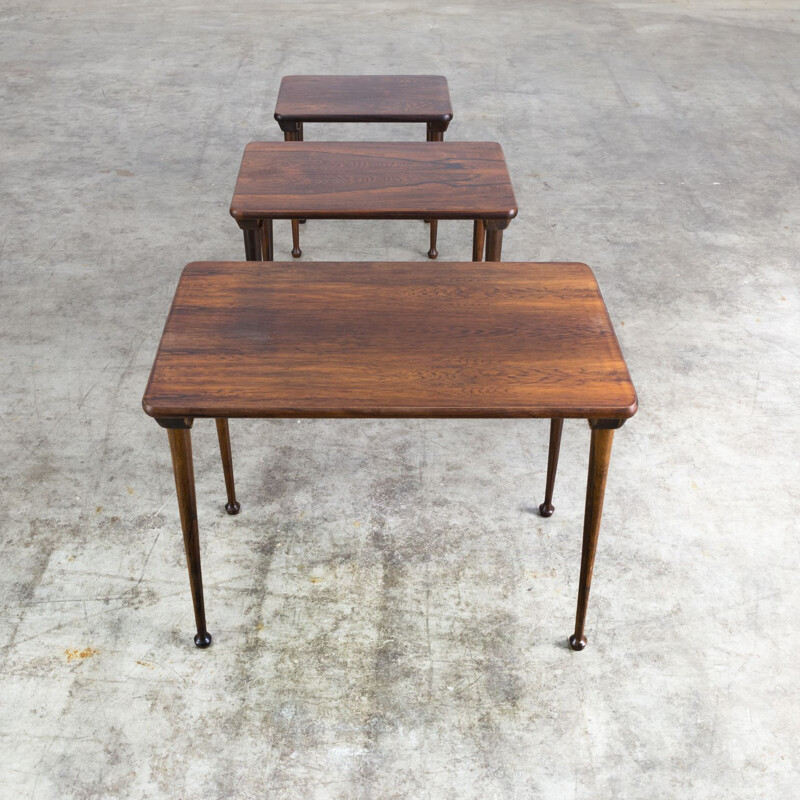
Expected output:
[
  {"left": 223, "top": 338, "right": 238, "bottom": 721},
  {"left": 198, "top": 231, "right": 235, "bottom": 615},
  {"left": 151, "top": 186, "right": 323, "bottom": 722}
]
[{"left": 1, "top": 0, "right": 798, "bottom": 797}]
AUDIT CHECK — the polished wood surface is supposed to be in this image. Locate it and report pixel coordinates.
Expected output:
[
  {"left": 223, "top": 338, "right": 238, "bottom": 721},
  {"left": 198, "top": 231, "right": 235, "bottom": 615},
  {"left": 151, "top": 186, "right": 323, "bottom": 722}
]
[
  {"left": 484, "top": 227, "right": 504, "bottom": 261},
  {"left": 259, "top": 219, "right": 273, "bottom": 261},
  {"left": 539, "top": 418, "right": 563, "bottom": 517},
  {"left": 472, "top": 220, "right": 486, "bottom": 261},
  {"left": 242, "top": 228, "right": 260, "bottom": 261},
  {"left": 570, "top": 424, "right": 616, "bottom": 651},
  {"left": 274, "top": 75, "right": 453, "bottom": 129},
  {"left": 215, "top": 418, "right": 240, "bottom": 515},
  {"left": 143, "top": 261, "right": 637, "bottom": 422},
  {"left": 168, "top": 427, "right": 212, "bottom": 648},
  {"left": 229, "top": 142, "right": 517, "bottom": 224}
]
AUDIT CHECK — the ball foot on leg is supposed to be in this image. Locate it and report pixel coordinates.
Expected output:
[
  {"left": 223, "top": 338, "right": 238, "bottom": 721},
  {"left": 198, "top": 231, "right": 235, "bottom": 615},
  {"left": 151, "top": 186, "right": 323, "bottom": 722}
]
[
  {"left": 569, "top": 634, "right": 587, "bottom": 651},
  {"left": 194, "top": 631, "right": 212, "bottom": 648},
  {"left": 539, "top": 502, "right": 555, "bottom": 517},
  {"left": 225, "top": 500, "right": 240, "bottom": 515},
  {"left": 291, "top": 218, "right": 301, "bottom": 257},
  {"left": 428, "top": 219, "right": 439, "bottom": 259}
]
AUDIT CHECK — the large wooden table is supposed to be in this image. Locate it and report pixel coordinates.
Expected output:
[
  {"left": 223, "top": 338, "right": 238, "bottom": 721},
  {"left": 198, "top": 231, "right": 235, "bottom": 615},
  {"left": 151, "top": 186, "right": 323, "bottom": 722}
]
[
  {"left": 143, "top": 261, "right": 637, "bottom": 651},
  {"left": 273, "top": 75, "right": 454, "bottom": 259},
  {"left": 230, "top": 142, "right": 517, "bottom": 263}
]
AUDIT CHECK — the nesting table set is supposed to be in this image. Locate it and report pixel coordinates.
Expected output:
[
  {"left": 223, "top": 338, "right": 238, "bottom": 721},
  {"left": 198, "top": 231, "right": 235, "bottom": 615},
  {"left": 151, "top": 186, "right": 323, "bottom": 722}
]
[{"left": 143, "top": 76, "right": 638, "bottom": 652}]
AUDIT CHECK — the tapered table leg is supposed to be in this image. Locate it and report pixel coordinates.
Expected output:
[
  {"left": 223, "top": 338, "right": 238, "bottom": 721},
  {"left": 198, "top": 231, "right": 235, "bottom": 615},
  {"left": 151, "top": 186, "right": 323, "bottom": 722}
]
[
  {"left": 472, "top": 220, "right": 486, "bottom": 262},
  {"left": 424, "top": 123, "right": 433, "bottom": 227},
  {"left": 424, "top": 125, "right": 432, "bottom": 226},
  {"left": 297, "top": 124, "right": 306, "bottom": 224},
  {"left": 243, "top": 228, "right": 261, "bottom": 261},
  {"left": 167, "top": 427, "right": 212, "bottom": 648},
  {"left": 260, "top": 219, "right": 274, "bottom": 262},
  {"left": 427, "top": 127, "right": 443, "bottom": 259},
  {"left": 428, "top": 220, "right": 439, "bottom": 259},
  {"left": 485, "top": 228, "right": 504, "bottom": 261},
  {"left": 215, "top": 418, "right": 240, "bottom": 515},
  {"left": 539, "top": 418, "right": 563, "bottom": 517},
  {"left": 570, "top": 423, "right": 616, "bottom": 651},
  {"left": 285, "top": 128, "right": 303, "bottom": 256},
  {"left": 291, "top": 219, "right": 301, "bottom": 258}
]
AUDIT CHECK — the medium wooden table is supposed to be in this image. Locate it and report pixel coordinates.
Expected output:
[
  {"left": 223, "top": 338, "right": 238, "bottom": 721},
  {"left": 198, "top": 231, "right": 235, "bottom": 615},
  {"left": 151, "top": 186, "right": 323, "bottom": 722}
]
[
  {"left": 143, "top": 261, "right": 637, "bottom": 651},
  {"left": 274, "top": 75, "right": 454, "bottom": 258},
  {"left": 230, "top": 142, "right": 517, "bottom": 263}
]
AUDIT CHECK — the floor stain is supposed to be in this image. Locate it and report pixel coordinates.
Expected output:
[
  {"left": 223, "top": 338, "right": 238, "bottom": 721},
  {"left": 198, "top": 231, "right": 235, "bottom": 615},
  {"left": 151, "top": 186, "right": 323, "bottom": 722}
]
[{"left": 65, "top": 647, "right": 99, "bottom": 662}]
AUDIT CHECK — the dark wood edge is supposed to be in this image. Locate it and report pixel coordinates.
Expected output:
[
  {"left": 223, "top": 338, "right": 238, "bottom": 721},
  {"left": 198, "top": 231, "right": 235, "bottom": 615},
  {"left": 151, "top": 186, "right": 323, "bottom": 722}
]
[
  {"left": 244, "top": 139, "right": 498, "bottom": 152},
  {"left": 275, "top": 119, "right": 303, "bottom": 134},
  {"left": 230, "top": 215, "right": 261, "bottom": 229},
  {"left": 274, "top": 114, "right": 453, "bottom": 130},
  {"left": 142, "top": 407, "right": 638, "bottom": 421},
  {"left": 141, "top": 263, "right": 195, "bottom": 422},
  {"left": 230, "top": 211, "right": 517, "bottom": 226},
  {"left": 589, "top": 418, "right": 627, "bottom": 430},
  {"left": 590, "top": 280, "right": 639, "bottom": 423},
  {"left": 277, "top": 74, "right": 451, "bottom": 83},
  {"left": 484, "top": 217, "right": 515, "bottom": 230},
  {"left": 153, "top": 415, "right": 194, "bottom": 429}
]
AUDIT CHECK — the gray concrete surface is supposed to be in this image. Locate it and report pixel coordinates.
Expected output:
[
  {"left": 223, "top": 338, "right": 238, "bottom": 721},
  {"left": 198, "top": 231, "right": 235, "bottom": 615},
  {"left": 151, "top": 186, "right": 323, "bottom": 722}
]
[{"left": 1, "top": 0, "right": 798, "bottom": 797}]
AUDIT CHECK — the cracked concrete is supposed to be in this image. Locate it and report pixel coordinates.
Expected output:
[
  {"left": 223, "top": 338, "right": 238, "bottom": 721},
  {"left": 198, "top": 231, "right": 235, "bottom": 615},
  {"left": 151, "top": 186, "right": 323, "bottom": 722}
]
[{"left": 1, "top": 0, "right": 799, "bottom": 797}]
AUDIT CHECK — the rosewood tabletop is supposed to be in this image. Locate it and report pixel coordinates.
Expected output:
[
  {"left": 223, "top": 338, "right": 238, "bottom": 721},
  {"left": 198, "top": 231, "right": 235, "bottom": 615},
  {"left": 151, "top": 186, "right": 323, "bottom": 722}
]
[
  {"left": 229, "top": 142, "right": 517, "bottom": 262},
  {"left": 274, "top": 75, "right": 453, "bottom": 129},
  {"left": 143, "top": 261, "right": 637, "bottom": 651},
  {"left": 144, "top": 261, "right": 634, "bottom": 420}
]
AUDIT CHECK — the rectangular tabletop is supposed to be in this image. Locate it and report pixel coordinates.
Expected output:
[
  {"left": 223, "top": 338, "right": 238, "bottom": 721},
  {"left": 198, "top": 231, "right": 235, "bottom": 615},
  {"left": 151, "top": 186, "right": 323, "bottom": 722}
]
[
  {"left": 229, "top": 142, "right": 517, "bottom": 224},
  {"left": 143, "top": 262, "right": 637, "bottom": 421},
  {"left": 274, "top": 75, "right": 453, "bottom": 125}
]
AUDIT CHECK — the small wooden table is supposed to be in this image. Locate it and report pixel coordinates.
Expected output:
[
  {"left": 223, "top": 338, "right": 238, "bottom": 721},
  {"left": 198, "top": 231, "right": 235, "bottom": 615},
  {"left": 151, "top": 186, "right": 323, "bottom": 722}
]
[
  {"left": 143, "top": 262, "right": 637, "bottom": 651},
  {"left": 230, "top": 142, "right": 517, "bottom": 263},
  {"left": 274, "top": 75, "right": 454, "bottom": 259}
]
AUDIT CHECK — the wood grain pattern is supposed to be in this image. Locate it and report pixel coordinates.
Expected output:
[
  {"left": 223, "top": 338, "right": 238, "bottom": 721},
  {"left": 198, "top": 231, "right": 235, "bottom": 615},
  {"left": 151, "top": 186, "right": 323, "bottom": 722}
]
[
  {"left": 143, "top": 261, "right": 637, "bottom": 422},
  {"left": 229, "top": 142, "right": 518, "bottom": 224},
  {"left": 274, "top": 75, "right": 453, "bottom": 128}
]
